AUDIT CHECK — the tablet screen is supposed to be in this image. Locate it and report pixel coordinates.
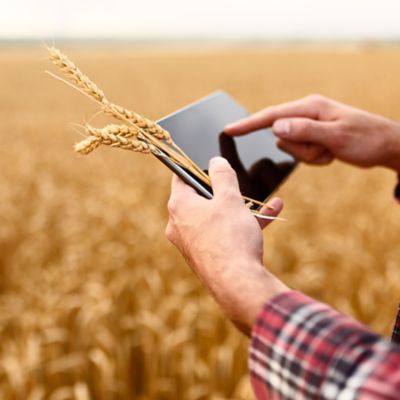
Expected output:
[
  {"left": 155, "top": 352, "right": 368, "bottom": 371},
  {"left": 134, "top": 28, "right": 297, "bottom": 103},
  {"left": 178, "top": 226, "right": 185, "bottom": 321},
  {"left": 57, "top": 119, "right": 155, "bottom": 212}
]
[{"left": 157, "top": 91, "right": 296, "bottom": 203}]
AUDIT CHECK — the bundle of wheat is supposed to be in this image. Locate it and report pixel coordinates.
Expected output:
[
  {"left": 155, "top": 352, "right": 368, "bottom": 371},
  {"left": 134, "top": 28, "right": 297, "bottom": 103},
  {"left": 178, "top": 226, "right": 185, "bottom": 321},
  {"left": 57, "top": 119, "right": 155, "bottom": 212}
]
[{"left": 46, "top": 47, "right": 276, "bottom": 218}]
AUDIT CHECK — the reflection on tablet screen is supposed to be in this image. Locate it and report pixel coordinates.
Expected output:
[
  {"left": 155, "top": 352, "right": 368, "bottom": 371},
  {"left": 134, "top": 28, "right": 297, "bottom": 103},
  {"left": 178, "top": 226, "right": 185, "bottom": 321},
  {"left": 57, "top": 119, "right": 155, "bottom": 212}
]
[{"left": 217, "top": 133, "right": 295, "bottom": 201}]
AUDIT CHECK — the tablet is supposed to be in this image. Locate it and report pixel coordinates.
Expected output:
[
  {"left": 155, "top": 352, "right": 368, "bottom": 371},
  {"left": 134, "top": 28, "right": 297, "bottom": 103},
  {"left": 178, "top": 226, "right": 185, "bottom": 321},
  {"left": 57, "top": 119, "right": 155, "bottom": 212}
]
[{"left": 156, "top": 91, "right": 296, "bottom": 209}]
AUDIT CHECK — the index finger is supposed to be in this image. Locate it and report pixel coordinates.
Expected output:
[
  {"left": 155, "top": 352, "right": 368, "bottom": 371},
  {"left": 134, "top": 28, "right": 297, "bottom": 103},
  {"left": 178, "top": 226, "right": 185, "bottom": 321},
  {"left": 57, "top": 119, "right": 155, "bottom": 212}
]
[{"left": 224, "top": 96, "right": 328, "bottom": 136}]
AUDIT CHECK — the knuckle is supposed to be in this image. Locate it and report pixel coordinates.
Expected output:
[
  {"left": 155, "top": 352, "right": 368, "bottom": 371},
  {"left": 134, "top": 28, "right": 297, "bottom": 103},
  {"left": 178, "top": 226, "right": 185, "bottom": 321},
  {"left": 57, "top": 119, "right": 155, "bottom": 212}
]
[
  {"left": 306, "top": 94, "right": 327, "bottom": 106},
  {"left": 329, "top": 122, "right": 348, "bottom": 149},
  {"left": 213, "top": 164, "right": 235, "bottom": 176},
  {"left": 306, "top": 94, "right": 332, "bottom": 115},
  {"left": 167, "top": 198, "right": 178, "bottom": 216},
  {"left": 165, "top": 222, "right": 175, "bottom": 242}
]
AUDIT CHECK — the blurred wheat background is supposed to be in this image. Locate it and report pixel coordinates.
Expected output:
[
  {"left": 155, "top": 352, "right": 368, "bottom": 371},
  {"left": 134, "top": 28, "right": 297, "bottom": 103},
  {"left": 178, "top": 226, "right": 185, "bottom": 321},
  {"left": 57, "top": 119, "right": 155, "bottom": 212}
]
[{"left": 1, "top": 46, "right": 400, "bottom": 399}]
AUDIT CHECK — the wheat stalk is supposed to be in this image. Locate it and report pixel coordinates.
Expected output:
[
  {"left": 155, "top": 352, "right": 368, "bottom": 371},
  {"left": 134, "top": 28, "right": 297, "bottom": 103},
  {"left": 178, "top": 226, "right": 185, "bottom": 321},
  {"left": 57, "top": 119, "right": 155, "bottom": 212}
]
[{"left": 47, "top": 47, "right": 276, "bottom": 215}]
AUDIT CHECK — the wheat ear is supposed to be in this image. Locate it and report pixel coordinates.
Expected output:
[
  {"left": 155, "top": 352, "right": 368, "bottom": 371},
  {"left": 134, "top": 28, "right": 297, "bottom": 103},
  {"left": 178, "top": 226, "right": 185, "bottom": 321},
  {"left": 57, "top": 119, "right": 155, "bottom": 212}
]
[
  {"left": 75, "top": 125, "right": 155, "bottom": 155},
  {"left": 47, "top": 47, "right": 171, "bottom": 144},
  {"left": 48, "top": 47, "right": 107, "bottom": 103}
]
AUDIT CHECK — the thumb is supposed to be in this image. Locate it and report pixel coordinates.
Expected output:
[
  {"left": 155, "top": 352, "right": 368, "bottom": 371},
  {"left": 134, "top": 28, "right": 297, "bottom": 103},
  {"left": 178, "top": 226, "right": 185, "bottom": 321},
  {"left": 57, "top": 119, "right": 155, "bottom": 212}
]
[
  {"left": 208, "top": 157, "right": 241, "bottom": 200},
  {"left": 273, "top": 118, "right": 335, "bottom": 147}
]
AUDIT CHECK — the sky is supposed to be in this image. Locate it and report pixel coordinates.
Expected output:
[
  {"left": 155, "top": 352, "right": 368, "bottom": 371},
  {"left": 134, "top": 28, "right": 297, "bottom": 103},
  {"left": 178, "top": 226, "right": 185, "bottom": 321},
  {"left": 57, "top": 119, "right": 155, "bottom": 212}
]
[{"left": 1, "top": 0, "right": 400, "bottom": 41}]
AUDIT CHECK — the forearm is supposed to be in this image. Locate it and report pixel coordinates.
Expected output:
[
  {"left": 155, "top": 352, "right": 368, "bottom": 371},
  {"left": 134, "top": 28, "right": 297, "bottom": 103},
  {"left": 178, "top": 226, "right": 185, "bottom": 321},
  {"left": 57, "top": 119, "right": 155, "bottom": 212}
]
[{"left": 250, "top": 291, "right": 400, "bottom": 399}]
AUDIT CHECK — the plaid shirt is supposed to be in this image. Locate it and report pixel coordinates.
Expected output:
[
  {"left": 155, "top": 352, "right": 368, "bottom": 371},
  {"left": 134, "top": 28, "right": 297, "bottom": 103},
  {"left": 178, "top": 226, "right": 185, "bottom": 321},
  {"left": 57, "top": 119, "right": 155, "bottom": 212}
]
[{"left": 249, "top": 292, "right": 400, "bottom": 399}]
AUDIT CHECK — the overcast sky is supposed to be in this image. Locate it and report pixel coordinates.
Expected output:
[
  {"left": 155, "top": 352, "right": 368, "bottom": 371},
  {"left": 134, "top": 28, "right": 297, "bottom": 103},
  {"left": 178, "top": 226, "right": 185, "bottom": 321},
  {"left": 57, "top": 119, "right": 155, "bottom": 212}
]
[{"left": 2, "top": 0, "right": 400, "bottom": 41}]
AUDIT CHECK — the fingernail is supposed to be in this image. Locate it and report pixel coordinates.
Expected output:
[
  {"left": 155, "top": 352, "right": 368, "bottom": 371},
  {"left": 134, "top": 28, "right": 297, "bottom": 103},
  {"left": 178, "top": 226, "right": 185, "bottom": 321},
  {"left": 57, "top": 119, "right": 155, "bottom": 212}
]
[
  {"left": 273, "top": 120, "right": 290, "bottom": 137},
  {"left": 224, "top": 123, "right": 236, "bottom": 132},
  {"left": 267, "top": 197, "right": 284, "bottom": 211},
  {"left": 210, "top": 156, "right": 229, "bottom": 168}
]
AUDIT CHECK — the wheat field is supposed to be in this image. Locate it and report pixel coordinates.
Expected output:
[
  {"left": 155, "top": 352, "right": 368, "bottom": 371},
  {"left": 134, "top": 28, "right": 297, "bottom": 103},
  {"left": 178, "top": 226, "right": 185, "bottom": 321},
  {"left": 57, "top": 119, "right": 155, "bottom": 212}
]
[{"left": 1, "top": 46, "right": 400, "bottom": 399}]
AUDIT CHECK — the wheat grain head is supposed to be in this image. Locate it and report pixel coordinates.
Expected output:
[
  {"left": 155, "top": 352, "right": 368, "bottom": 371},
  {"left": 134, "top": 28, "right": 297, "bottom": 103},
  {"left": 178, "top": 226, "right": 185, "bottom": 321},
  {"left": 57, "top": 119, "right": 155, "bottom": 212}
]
[
  {"left": 75, "top": 125, "right": 154, "bottom": 155},
  {"left": 47, "top": 47, "right": 172, "bottom": 144},
  {"left": 47, "top": 47, "right": 107, "bottom": 103}
]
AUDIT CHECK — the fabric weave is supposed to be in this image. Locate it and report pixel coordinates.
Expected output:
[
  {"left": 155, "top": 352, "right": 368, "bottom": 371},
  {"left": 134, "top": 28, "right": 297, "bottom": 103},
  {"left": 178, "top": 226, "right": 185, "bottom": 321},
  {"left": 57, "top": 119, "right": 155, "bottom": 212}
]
[{"left": 250, "top": 291, "right": 400, "bottom": 399}]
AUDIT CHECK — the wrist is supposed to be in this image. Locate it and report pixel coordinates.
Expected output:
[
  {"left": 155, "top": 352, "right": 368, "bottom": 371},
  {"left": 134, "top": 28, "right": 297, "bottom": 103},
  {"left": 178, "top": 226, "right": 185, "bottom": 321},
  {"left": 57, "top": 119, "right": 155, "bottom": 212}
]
[
  {"left": 382, "top": 119, "right": 400, "bottom": 173},
  {"left": 232, "top": 261, "right": 289, "bottom": 334},
  {"left": 248, "top": 269, "right": 289, "bottom": 325}
]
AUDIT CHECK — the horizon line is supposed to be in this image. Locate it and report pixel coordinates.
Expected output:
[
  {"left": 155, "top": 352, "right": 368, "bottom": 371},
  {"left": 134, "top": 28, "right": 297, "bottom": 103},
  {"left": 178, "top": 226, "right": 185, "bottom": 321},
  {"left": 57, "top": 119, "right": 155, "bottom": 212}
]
[{"left": 1, "top": 37, "right": 400, "bottom": 47}]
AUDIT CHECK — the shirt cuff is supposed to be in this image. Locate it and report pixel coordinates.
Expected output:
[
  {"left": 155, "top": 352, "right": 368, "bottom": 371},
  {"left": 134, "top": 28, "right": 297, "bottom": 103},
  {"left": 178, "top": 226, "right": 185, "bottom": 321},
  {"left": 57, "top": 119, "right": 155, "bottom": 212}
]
[
  {"left": 249, "top": 291, "right": 314, "bottom": 399},
  {"left": 248, "top": 291, "right": 376, "bottom": 399}
]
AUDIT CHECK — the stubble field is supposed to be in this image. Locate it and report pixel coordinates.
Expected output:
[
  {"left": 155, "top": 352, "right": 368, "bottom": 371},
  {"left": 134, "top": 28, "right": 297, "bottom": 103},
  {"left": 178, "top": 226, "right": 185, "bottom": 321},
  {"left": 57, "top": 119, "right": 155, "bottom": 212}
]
[{"left": 1, "top": 46, "right": 400, "bottom": 399}]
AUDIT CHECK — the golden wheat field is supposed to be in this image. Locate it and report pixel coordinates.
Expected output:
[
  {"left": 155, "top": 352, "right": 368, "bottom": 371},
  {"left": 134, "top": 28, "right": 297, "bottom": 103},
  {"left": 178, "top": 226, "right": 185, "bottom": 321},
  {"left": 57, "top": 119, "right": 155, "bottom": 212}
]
[{"left": 1, "top": 45, "right": 400, "bottom": 399}]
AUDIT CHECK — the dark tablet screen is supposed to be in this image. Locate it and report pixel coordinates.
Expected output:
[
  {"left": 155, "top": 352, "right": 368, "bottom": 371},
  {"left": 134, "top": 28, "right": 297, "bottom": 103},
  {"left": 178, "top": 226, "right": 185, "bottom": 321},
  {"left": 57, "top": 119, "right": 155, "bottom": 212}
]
[{"left": 157, "top": 91, "right": 296, "bottom": 203}]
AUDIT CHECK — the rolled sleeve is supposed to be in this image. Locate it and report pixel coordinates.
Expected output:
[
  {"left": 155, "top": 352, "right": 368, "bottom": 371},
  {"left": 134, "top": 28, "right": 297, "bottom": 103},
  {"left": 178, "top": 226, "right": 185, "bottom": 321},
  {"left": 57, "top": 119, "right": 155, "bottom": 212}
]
[{"left": 249, "top": 291, "right": 400, "bottom": 399}]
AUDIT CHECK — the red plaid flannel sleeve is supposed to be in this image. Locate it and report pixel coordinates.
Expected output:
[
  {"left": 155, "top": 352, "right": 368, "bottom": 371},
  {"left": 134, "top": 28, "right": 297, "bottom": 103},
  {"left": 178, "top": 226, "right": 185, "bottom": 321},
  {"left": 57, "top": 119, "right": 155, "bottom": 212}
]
[{"left": 249, "top": 291, "right": 400, "bottom": 399}]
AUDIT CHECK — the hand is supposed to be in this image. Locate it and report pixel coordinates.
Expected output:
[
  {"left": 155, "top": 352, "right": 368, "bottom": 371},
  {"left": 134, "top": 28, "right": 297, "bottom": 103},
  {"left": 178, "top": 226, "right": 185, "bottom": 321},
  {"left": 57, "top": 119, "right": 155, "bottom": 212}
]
[
  {"left": 166, "top": 157, "right": 289, "bottom": 335},
  {"left": 218, "top": 133, "right": 295, "bottom": 200},
  {"left": 225, "top": 95, "right": 400, "bottom": 171}
]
